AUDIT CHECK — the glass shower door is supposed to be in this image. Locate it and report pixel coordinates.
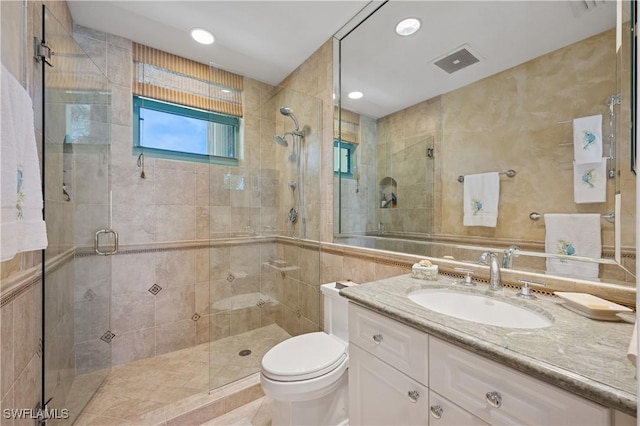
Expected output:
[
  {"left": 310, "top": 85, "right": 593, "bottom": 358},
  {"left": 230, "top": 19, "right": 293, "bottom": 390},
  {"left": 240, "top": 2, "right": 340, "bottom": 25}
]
[{"left": 41, "top": 6, "right": 112, "bottom": 422}]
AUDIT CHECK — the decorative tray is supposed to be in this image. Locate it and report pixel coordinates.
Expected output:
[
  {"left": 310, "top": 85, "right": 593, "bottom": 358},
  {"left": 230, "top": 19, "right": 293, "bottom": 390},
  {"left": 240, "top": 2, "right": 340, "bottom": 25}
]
[{"left": 553, "top": 292, "right": 633, "bottom": 321}]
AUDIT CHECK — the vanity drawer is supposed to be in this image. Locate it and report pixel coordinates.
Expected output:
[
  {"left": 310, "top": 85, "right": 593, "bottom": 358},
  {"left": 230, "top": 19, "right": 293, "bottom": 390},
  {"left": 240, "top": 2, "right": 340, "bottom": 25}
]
[
  {"left": 429, "top": 337, "right": 610, "bottom": 426},
  {"left": 349, "top": 303, "right": 428, "bottom": 385}
]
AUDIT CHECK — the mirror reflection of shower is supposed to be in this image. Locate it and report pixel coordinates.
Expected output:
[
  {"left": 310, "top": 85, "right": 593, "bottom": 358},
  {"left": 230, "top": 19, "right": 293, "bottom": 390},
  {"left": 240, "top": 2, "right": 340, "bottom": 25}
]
[{"left": 274, "top": 106, "right": 306, "bottom": 238}]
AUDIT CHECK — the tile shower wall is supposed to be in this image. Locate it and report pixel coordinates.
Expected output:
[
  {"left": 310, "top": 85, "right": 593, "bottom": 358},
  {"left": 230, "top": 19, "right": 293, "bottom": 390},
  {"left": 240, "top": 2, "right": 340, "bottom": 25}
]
[
  {"left": 335, "top": 115, "right": 378, "bottom": 234},
  {"left": 375, "top": 98, "right": 439, "bottom": 234},
  {"left": 71, "top": 24, "right": 327, "bottom": 370},
  {"left": 279, "top": 39, "right": 333, "bottom": 242}
]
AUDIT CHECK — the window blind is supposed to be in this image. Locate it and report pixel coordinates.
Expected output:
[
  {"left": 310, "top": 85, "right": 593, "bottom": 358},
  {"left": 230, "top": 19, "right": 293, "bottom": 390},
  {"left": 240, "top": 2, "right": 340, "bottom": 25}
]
[
  {"left": 334, "top": 106, "right": 360, "bottom": 144},
  {"left": 132, "top": 43, "right": 244, "bottom": 117}
]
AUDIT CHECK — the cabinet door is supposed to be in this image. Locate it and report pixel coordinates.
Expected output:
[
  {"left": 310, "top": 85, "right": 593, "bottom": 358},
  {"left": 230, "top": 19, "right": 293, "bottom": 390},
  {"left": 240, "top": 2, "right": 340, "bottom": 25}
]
[
  {"left": 349, "top": 344, "right": 429, "bottom": 426},
  {"left": 429, "top": 390, "right": 489, "bottom": 426}
]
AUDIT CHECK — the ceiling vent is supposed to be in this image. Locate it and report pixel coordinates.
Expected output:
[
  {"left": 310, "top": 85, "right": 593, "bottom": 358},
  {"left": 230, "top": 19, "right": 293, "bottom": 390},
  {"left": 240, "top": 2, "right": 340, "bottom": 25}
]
[{"left": 433, "top": 45, "right": 480, "bottom": 74}]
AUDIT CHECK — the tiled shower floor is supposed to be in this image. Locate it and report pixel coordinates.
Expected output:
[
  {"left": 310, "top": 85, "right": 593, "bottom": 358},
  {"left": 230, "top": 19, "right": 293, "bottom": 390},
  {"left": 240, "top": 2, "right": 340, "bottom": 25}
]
[{"left": 72, "top": 324, "right": 290, "bottom": 425}]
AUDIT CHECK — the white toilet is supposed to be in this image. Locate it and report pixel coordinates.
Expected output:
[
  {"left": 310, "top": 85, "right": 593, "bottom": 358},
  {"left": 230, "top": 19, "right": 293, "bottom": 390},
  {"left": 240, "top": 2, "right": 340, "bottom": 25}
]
[{"left": 260, "top": 282, "right": 349, "bottom": 426}]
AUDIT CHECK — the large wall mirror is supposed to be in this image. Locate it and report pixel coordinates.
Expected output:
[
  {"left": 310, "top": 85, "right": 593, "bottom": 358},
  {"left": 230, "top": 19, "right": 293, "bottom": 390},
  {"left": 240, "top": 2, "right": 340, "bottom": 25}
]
[{"left": 334, "top": 1, "right": 636, "bottom": 286}]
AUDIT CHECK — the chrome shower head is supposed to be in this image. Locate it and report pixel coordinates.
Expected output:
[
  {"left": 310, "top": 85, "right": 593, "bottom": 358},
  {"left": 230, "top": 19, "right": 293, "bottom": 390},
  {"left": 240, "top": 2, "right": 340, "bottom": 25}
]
[
  {"left": 273, "top": 134, "right": 288, "bottom": 147},
  {"left": 279, "top": 106, "right": 299, "bottom": 132}
]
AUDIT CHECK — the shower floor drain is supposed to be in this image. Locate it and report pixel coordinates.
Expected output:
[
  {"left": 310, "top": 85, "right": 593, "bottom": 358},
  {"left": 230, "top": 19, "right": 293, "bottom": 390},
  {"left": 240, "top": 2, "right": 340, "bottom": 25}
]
[{"left": 238, "top": 349, "right": 252, "bottom": 357}]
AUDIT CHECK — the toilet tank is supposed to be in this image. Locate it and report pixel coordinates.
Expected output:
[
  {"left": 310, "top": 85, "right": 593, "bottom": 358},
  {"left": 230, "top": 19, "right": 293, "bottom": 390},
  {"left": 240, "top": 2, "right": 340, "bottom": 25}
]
[{"left": 321, "top": 282, "right": 349, "bottom": 344}]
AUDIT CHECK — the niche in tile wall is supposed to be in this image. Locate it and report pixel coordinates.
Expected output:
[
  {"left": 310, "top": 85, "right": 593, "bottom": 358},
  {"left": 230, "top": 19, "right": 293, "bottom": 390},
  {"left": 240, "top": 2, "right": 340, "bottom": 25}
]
[{"left": 379, "top": 177, "right": 397, "bottom": 208}]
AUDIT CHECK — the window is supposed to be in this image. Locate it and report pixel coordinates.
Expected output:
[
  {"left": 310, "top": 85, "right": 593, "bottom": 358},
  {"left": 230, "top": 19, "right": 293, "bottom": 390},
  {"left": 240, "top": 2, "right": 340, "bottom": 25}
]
[
  {"left": 133, "top": 96, "right": 240, "bottom": 164},
  {"left": 334, "top": 140, "right": 355, "bottom": 178}
]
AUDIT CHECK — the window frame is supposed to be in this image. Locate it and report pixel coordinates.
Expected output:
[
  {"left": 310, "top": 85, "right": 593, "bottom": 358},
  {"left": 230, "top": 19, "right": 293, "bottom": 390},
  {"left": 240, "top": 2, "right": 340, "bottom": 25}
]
[
  {"left": 333, "top": 140, "right": 355, "bottom": 179},
  {"left": 132, "top": 95, "right": 240, "bottom": 166}
]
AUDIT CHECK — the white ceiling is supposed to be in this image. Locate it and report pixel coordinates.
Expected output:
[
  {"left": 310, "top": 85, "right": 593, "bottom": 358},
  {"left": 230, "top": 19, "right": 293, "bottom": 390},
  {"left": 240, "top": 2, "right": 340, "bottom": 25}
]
[
  {"left": 68, "top": 1, "right": 618, "bottom": 119},
  {"left": 340, "top": 0, "right": 618, "bottom": 118},
  {"left": 67, "top": 1, "right": 369, "bottom": 85}
]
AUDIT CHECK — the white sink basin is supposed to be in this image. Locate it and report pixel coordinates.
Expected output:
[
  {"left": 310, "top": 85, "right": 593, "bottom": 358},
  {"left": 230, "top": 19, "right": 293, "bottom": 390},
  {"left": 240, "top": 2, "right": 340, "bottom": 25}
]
[{"left": 407, "top": 289, "right": 553, "bottom": 329}]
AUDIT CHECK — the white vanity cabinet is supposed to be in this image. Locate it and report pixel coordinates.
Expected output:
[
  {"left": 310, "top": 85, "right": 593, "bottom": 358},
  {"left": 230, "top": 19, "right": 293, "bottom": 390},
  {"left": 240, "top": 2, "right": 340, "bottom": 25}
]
[{"left": 348, "top": 303, "right": 616, "bottom": 426}]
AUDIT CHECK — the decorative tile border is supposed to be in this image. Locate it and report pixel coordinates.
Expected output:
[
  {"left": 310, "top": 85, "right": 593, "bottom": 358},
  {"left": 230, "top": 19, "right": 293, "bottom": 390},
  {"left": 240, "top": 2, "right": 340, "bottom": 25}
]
[{"left": 1, "top": 247, "right": 74, "bottom": 307}]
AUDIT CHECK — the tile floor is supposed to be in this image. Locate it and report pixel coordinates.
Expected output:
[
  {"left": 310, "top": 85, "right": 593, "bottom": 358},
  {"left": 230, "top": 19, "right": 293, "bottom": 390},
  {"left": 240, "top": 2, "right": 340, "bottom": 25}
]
[{"left": 69, "top": 324, "right": 289, "bottom": 425}]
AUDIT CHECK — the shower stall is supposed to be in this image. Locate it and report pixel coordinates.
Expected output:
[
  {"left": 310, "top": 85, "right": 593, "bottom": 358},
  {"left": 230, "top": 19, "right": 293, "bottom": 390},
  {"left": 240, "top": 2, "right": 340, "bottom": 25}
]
[{"left": 38, "top": 5, "right": 323, "bottom": 422}]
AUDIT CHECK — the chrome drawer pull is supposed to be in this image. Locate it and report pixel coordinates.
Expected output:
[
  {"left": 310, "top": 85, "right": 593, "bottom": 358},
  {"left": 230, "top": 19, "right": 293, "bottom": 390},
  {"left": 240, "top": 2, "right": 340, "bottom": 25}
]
[
  {"left": 372, "top": 334, "right": 383, "bottom": 344},
  {"left": 486, "top": 391, "right": 502, "bottom": 408},
  {"left": 430, "top": 405, "right": 443, "bottom": 419},
  {"left": 408, "top": 390, "right": 420, "bottom": 403}
]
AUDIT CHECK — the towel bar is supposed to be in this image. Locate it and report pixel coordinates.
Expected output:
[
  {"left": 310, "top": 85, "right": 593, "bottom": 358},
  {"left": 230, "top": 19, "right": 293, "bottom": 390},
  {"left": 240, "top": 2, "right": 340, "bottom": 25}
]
[
  {"left": 458, "top": 169, "right": 516, "bottom": 183},
  {"left": 528, "top": 211, "right": 615, "bottom": 223}
]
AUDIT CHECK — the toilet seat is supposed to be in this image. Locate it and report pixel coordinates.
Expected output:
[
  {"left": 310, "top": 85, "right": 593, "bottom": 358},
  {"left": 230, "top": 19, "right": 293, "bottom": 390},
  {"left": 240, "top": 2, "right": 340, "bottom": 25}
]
[{"left": 261, "top": 332, "right": 347, "bottom": 382}]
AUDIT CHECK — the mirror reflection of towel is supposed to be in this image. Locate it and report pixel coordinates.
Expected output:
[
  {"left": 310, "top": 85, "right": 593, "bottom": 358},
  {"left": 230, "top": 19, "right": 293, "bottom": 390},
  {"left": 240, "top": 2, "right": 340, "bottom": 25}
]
[
  {"left": 573, "top": 158, "right": 607, "bottom": 204},
  {"left": 573, "top": 114, "right": 602, "bottom": 164},
  {"left": 463, "top": 172, "right": 499, "bottom": 227},
  {"left": 544, "top": 214, "right": 600, "bottom": 279}
]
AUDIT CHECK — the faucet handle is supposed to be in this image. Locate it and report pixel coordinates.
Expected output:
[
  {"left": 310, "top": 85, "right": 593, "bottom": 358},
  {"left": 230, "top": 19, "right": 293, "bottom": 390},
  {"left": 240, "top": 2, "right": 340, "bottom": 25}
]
[
  {"left": 454, "top": 268, "right": 476, "bottom": 287},
  {"left": 516, "top": 279, "right": 545, "bottom": 299}
]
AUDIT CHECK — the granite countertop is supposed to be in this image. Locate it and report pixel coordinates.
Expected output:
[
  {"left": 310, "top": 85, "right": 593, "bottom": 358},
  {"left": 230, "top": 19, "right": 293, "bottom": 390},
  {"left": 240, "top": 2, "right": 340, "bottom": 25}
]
[{"left": 340, "top": 274, "right": 637, "bottom": 416}]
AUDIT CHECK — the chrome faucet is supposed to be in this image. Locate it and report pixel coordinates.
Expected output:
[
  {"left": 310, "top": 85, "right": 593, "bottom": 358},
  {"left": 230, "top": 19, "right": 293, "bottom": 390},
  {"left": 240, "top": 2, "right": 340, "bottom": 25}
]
[
  {"left": 478, "top": 251, "right": 502, "bottom": 291},
  {"left": 502, "top": 245, "right": 520, "bottom": 269}
]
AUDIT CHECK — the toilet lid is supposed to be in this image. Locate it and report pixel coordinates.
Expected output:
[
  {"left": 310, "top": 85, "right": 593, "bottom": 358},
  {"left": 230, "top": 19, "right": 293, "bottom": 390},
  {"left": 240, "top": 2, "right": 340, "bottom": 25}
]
[{"left": 261, "top": 332, "right": 347, "bottom": 382}]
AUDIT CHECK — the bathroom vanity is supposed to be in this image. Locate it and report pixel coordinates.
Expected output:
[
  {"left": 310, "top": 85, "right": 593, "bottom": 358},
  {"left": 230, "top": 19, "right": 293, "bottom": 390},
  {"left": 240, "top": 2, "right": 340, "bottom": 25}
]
[{"left": 340, "top": 274, "right": 637, "bottom": 425}]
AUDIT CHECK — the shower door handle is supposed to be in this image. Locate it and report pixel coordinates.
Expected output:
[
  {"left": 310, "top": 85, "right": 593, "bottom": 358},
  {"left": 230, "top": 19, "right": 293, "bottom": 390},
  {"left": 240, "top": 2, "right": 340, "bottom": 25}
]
[{"left": 95, "top": 229, "right": 118, "bottom": 255}]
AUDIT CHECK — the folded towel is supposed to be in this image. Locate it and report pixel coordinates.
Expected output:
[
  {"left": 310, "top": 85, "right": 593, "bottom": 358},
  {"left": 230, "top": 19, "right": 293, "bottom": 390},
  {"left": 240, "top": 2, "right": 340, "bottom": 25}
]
[
  {"left": 463, "top": 172, "right": 499, "bottom": 227},
  {"left": 1, "top": 64, "right": 48, "bottom": 261},
  {"left": 573, "top": 158, "right": 607, "bottom": 203},
  {"left": 573, "top": 114, "right": 603, "bottom": 164},
  {"left": 544, "top": 213, "right": 600, "bottom": 279}
]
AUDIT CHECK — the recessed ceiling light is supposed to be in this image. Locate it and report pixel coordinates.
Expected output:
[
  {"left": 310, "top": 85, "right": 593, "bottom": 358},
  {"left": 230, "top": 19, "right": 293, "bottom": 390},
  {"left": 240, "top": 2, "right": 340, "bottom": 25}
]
[
  {"left": 395, "top": 18, "right": 421, "bottom": 36},
  {"left": 191, "top": 28, "right": 214, "bottom": 45},
  {"left": 348, "top": 91, "right": 363, "bottom": 100}
]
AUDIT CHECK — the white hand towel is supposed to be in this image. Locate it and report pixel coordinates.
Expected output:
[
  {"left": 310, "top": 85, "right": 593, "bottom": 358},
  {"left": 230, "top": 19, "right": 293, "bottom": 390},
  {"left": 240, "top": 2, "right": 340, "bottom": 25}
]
[
  {"left": 573, "top": 114, "right": 603, "bottom": 164},
  {"left": 544, "top": 214, "right": 600, "bottom": 280},
  {"left": 463, "top": 172, "right": 499, "bottom": 227},
  {"left": 573, "top": 158, "right": 607, "bottom": 204},
  {"left": 1, "top": 64, "right": 48, "bottom": 261}
]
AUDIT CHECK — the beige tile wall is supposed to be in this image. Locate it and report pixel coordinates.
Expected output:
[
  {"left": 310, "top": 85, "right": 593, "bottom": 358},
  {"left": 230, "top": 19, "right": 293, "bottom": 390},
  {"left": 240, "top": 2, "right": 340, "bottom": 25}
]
[
  {"left": 438, "top": 28, "right": 633, "bottom": 248},
  {"left": 68, "top": 22, "right": 326, "bottom": 372},
  {"left": 280, "top": 39, "right": 334, "bottom": 243}
]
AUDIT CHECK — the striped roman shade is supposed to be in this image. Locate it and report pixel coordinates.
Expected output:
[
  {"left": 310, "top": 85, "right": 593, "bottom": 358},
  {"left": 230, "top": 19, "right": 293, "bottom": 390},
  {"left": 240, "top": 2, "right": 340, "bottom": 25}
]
[
  {"left": 333, "top": 106, "right": 360, "bottom": 144},
  {"left": 132, "top": 43, "right": 244, "bottom": 117}
]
